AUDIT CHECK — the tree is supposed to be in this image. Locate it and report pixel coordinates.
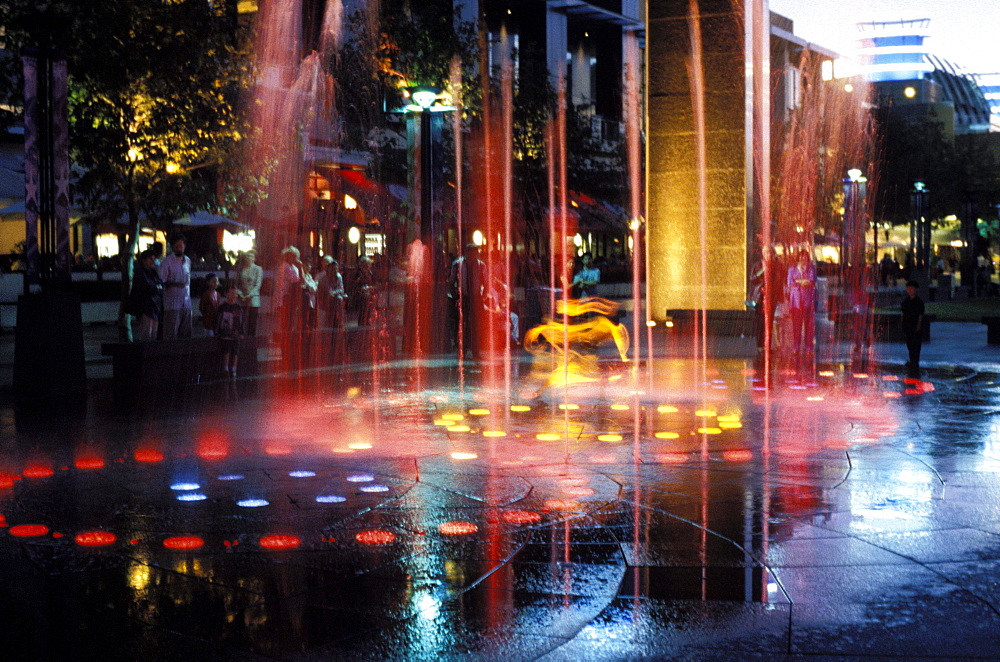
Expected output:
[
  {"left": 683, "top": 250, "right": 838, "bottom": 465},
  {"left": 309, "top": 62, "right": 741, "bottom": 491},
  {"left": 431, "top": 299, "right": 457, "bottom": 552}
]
[{"left": 0, "top": 0, "right": 255, "bottom": 338}]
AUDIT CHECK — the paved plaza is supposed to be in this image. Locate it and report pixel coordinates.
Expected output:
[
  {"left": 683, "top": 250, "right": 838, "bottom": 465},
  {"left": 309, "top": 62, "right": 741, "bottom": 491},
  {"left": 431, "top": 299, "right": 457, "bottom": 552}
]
[{"left": 1, "top": 322, "right": 1000, "bottom": 660}]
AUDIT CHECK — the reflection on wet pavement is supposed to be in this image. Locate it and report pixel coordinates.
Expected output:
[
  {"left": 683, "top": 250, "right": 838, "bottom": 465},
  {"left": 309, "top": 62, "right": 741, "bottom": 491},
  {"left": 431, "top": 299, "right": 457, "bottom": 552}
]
[{"left": 2, "top": 358, "right": 1000, "bottom": 659}]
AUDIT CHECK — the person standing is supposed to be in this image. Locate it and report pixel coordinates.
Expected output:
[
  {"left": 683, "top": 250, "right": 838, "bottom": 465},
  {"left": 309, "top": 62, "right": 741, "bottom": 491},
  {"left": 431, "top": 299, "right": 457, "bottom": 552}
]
[
  {"left": 199, "top": 273, "right": 220, "bottom": 337},
  {"left": 159, "top": 234, "right": 193, "bottom": 339},
  {"left": 571, "top": 252, "right": 600, "bottom": 298},
  {"left": 786, "top": 249, "right": 817, "bottom": 363},
  {"left": 127, "top": 248, "right": 163, "bottom": 342},
  {"left": 216, "top": 284, "right": 244, "bottom": 377},
  {"left": 316, "top": 256, "right": 346, "bottom": 329},
  {"left": 237, "top": 250, "right": 263, "bottom": 336},
  {"left": 901, "top": 279, "right": 925, "bottom": 378}
]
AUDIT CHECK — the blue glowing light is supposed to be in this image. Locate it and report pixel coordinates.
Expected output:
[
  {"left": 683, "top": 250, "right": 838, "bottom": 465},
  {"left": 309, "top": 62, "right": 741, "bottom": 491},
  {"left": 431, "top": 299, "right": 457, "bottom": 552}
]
[
  {"left": 360, "top": 485, "right": 389, "bottom": 493},
  {"left": 237, "top": 498, "right": 270, "bottom": 507},
  {"left": 177, "top": 493, "right": 208, "bottom": 501},
  {"left": 171, "top": 482, "right": 201, "bottom": 491},
  {"left": 316, "top": 494, "right": 347, "bottom": 503},
  {"left": 289, "top": 470, "right": 316, "bottom": 478},
  {"left": 346, "top": 473, "right": 374, "bottom": 482},
  {"left": 217, "top": 474, "right": 244, "bottom": 481}
]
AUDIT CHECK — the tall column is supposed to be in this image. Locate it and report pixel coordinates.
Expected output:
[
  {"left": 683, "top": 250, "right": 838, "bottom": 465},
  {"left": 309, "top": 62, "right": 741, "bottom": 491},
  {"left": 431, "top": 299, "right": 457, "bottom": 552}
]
[{"left": 646, "top": 0, "right": 765, "bottom": 317}]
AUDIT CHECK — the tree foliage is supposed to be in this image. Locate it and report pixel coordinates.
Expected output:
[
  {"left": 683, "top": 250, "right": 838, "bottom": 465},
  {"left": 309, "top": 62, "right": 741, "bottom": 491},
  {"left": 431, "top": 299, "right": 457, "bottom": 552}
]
[{"left": 0, "top": 0, "right": 255, "bottom": 233}]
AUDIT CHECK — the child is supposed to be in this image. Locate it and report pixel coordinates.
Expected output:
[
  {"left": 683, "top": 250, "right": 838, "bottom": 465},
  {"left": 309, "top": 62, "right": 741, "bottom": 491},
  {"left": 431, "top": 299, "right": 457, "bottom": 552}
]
[
  {"left": 216, "top": 284, "right": 244, "bottom": 377},
  {"left": 199, "top": 273, "right": 220, "bottom": 337}
]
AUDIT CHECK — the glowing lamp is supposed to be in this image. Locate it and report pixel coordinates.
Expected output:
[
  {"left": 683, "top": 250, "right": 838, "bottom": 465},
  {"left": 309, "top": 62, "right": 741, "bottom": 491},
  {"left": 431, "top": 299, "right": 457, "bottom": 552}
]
[
  {"left": 450, "top": 452, "right": 477, "bottom": 460},
  {"left": 904, "top": 86, "right": 916, "bottom": 98},
  {"left": 165, "top": 161, "right": 181, "bottom": 174},
  {"left": 482, "top": 430, "right": 506, "bottom": 438},
  {"left": 259, "top": 535, "right": 301, "bottom": 550},
  {"left": 598, "top": 434, "right": 623, "bottom": 442},
  {"left": 348, "top": 226, "right": 361, "bottom": 244},
  {"left": 344, "top": 194, "right": 357, "bottom": 209},
  {"left": 655, "top": 432, "right": 680, "bottom": 439},
  {"left": 472, "top": 230, "right": 485, "bottom": 246},
  {"left": 468, "top": 408, "right": 490, "bottom": 416},
  {"left": 411, "top": 87, "right": 439, "bottom": 109},
  {"left": 697, "top": 427, "right": 722, "bottom": 435},
  {"left": 10, "top": 524, "right": 49, "bottom": 537},
  {"left": 844, "top": 83, "right": 854, "bottom": 92},
  {"left": 510, "top": 405, "right": 531, "bottom": 412},
  {"left": 75, "top": 531, "right": 117, "bottom": 547}
]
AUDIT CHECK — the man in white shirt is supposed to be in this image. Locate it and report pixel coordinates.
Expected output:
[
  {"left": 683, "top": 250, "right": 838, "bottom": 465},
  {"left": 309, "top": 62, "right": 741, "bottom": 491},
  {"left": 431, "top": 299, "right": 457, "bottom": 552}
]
[{"left": 159, "top": 234, "right": 193, "bottom": 339}]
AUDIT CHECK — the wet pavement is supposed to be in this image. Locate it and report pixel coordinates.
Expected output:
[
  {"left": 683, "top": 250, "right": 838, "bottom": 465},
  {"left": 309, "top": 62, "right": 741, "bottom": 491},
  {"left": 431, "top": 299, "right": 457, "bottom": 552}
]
[{"left": 1, "top": 324, "right": 1000, "bottom": 660}]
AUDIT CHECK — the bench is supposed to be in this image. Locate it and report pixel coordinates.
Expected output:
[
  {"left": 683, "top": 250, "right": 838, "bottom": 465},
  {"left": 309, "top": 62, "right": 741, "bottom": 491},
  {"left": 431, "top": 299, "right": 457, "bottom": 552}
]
[
  {"left": 102, "top": 336, "right": 262, "bottom": 403},
  {"left": 983, "top": 316, "right": 1000, "bottom": 345}
]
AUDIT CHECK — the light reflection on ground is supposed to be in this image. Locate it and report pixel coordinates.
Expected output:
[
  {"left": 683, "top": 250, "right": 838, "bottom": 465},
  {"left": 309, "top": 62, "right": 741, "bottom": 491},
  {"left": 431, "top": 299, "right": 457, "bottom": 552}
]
[{"left": 2, "top": 357, "right": 999, "bottom": 658}]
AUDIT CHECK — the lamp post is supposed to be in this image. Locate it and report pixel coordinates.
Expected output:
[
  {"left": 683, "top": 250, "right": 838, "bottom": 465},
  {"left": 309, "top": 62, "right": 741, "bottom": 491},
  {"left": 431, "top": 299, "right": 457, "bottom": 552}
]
[
  {"left": 911, "top": 181, "right": 929, "bottom": 280},
  {"left": 404, "top": 86, "right": 455, "bottom": 355}
]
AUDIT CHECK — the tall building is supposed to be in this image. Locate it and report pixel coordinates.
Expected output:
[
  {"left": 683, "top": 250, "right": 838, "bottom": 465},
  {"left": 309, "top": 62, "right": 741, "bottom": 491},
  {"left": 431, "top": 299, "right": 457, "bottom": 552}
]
[{"left": 855, "top": 17, "right": 996, "bottom": 135}]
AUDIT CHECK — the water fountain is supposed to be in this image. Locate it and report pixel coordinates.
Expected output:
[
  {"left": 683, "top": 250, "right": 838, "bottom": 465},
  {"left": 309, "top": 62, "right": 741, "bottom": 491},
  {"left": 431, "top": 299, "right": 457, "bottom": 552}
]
[{"left": 0, "top": 1, "right": 955, "bottom": 657}]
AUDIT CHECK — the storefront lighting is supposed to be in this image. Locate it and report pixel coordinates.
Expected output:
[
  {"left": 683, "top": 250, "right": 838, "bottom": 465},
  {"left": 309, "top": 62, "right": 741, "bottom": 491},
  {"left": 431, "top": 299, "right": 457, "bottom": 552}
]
[{"left": 348, "top": 226, "right": 361, "bottom": 244}]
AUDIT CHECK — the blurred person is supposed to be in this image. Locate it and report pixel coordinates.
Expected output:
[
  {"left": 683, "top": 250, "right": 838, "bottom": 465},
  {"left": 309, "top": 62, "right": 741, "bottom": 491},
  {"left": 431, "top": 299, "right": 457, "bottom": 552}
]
[
  {"left": 571, "top": 252, "right": 600, "bottom": 298},
  {"left": 236, "top": 250, "right": 263, "bottom": 336},
  {"left": 216, "top": 283, "right": 244, "bottom": 377},
  {"left": 127, "top": 248, "right": 163, "bottom": 342},
  {"left": 316, "top": 256, "right": 346, "bottom": 329},
  {"left": 786, "top": 249, "right": 816, "bottom": 365},
  {"left": 199, "top": 273, "right": 220, "bottom": 337},
  {"left": 901, "top": 279, "right": 925, "bottom": 378},
  {"left": 159, "top": 234, "right": 192, "bottom": 339}
]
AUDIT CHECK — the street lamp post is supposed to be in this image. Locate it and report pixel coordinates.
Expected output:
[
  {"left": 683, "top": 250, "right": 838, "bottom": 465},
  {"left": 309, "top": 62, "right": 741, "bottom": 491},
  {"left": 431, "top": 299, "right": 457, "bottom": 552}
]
[
  {"left": 404, "top": 87, "right": 455, "bottom": 355},
  {"left": 911, "top": 181, "right": 929, "bottom": 280}
]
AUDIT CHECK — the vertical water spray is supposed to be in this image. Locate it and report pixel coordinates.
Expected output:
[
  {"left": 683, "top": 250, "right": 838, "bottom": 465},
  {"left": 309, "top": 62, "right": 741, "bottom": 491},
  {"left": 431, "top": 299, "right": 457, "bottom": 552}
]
[
  {"left": 687, "top": 0, "right": 709, "bottom": 389},
  {"left": 500, "top": 29, "right": 514, "bottom": 403},
  {"left": 450, "top": 57, "right": 466, "bottom": 394}
]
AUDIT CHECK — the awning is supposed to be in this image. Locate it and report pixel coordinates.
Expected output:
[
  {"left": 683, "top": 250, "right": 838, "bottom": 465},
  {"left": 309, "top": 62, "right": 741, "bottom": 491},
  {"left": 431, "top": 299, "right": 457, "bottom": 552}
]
[
  {"left": 317, "top": 167, "right": 407, "bottom": 221},
  {"left": 173, "top": 211, "right": 251, "bottom": 232}
]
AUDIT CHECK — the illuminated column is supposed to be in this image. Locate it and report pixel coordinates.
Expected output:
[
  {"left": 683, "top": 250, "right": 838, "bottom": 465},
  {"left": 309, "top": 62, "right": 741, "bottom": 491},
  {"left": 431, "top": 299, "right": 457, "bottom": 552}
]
[{"left": 646, "top": 0, "right": 766, "bottom": 317}]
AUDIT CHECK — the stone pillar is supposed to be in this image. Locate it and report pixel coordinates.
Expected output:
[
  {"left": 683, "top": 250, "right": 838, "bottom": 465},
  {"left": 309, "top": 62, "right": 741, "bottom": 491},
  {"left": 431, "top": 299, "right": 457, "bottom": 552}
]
[{"left": 646, "top": 0, "right": 762, "bottom": 318}]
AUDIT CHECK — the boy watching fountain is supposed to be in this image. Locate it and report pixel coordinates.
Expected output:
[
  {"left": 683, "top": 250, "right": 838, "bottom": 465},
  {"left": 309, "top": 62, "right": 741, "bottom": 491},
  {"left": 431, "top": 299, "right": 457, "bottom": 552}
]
[{"left": 216, "top": 283, "right": 244, "bottom": 378}]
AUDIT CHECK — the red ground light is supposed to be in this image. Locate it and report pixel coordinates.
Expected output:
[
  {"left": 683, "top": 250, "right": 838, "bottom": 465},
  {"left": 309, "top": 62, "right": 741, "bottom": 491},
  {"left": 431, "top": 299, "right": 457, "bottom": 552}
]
[
  {"left": 75, "top": 456, "right": 106, "bottom": 470},
  {"left": 355, "top": 529, "right": 396, "bottom": 544},
  {"left": 22, "top": 464, "right": 54, "bottom": 479},
  {"left": 75, "top": 531, "right": 117, "bottom": 547},
  {"left": 0, "top": 474, "right": 17, "bottom": 489},
  {"left": 502, "top": 510, "right": 542, "bottom": 525},
  {"left": 163, "top": 536, "right": 205, "bottom": 550},
  {"left": 438, "top": 521, "right": 478, "bottom": 535},
  {"left": 259, "top": 535, "right": 301, "bottom": 550},
  {"left": 134, "top": 449, "right": 165, "bottom": 463},
  {"left": 10, "top": 524, "right": 49, "bottom": 537}
]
